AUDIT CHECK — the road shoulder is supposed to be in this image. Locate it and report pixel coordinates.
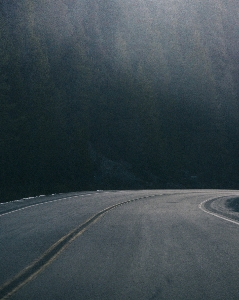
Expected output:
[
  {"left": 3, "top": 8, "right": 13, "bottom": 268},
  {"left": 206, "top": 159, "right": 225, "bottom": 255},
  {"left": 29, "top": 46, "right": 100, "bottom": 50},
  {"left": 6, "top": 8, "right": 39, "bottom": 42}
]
[{"left": 204, "top": 196, "right": 239, "bottom": 223}]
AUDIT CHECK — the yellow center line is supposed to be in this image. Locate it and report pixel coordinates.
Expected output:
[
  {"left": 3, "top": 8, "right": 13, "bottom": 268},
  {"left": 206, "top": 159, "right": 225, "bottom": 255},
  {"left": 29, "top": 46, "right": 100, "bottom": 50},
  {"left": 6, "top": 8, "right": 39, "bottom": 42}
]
[{"left": 0, "top": 195, "right": 157, "bottom": 300}]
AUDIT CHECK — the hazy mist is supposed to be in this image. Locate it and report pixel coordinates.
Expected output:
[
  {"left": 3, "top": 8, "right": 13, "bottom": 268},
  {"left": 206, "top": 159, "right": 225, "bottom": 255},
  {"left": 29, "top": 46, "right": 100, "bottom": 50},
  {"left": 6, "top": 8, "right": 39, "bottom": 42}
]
[{"left": 1, "top": 0, "right": 239, "bottom": 200}]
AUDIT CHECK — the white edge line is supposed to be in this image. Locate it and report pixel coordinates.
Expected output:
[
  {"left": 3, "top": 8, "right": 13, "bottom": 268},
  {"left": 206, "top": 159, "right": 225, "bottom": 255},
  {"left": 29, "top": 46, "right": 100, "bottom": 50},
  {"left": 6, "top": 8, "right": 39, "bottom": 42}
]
[
  {"left": 0, "top": 198, "right": 66, "bottom": 217},
  {"left": 0, "top": 193, "right": 96, "bottom": 218},
  {"left": 199, "top": 198, "right": 239, "bottom": 226}
]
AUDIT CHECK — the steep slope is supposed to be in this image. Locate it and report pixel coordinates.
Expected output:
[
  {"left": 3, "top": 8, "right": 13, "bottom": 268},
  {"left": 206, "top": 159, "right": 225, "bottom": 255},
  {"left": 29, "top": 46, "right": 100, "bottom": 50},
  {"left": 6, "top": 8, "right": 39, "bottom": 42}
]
[{"left": 0, "top": 0, "right": 239, "bottom": 201}]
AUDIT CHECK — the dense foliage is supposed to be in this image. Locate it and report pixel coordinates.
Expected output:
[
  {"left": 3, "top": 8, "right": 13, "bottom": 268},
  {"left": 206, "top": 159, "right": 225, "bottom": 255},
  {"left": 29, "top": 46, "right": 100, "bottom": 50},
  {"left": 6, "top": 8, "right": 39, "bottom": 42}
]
[{"left": 1, "top": 0, "right": 239, "bottom": 201}]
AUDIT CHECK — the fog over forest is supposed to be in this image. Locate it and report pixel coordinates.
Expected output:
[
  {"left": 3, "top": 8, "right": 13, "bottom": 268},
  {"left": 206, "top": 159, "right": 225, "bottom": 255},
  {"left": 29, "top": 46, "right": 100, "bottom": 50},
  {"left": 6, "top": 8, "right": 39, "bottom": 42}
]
[{"left": 1, "top": 0, "right": 239, "bottom": 201}]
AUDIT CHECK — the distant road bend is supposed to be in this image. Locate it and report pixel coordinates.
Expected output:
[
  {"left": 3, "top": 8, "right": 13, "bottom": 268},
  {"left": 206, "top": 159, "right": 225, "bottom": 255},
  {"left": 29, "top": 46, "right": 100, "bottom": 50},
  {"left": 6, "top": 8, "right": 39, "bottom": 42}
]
[{"left": 1, "top": 190, "right": 239, "bottom": 300}]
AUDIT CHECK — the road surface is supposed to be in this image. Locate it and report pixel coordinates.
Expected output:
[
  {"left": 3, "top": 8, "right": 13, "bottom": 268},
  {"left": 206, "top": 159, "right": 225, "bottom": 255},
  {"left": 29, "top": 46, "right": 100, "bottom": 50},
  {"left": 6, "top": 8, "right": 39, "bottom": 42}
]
[{"left": 1, "top": 190, "right": 239, "bottom": 299}]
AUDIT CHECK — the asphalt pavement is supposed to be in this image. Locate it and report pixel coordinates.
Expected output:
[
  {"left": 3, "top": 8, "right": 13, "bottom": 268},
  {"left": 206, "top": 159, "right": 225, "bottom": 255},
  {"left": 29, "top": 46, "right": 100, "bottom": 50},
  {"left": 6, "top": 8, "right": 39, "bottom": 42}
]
[{"left": 1, "top": 190, "right": 239, "bottom": 299}]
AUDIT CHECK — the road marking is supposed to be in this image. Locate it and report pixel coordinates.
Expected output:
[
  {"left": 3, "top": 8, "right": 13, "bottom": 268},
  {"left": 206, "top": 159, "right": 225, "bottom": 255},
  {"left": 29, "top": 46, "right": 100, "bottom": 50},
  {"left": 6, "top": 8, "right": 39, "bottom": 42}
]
[
  {"left": 0, "top": 194, "right": 158, "bottom": 300},
  {"left": 0, "top": 193, "right": 96, "bottom": 218},
  {"left": 199, "top": 197, "right": 239, "bottom": 226},
  {"left": 3, "top": 191, "right": 236, "bottom": 298}
]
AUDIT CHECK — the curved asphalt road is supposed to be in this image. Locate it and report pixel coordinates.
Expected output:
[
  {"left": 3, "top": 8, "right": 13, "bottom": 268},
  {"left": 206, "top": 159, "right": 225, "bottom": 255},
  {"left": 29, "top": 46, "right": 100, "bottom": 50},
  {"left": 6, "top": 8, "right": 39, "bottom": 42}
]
[{"left": 1, "top": 190, "right": 239, "bottom": 299}]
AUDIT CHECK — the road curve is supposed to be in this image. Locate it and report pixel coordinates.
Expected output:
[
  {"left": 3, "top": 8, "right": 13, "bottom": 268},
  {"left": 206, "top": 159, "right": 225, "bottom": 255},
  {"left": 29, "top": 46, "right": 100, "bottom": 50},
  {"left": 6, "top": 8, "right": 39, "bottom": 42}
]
[{"left": 1, "top": 190, "right": 239, "bottom": 300}]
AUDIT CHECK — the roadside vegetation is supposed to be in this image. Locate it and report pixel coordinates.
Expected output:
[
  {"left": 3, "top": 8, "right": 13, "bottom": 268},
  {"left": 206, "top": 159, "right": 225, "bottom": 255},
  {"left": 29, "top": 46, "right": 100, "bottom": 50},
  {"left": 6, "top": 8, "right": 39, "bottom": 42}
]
[{"left": 1, "top": 1, "right": 239, "bottom": 202}]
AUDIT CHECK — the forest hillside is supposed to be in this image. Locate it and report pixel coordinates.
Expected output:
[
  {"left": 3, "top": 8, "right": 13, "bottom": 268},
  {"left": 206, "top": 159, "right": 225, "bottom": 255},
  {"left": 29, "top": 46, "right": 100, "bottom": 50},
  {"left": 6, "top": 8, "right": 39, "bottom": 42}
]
[{"left": 1, "top": 0, "right": 239, "bottom": 201}]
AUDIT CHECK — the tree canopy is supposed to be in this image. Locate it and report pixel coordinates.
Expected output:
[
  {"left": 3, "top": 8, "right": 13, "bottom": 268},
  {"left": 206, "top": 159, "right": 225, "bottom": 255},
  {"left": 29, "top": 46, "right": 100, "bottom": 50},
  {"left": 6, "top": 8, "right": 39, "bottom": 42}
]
[{"left": 1, "top": 0, "right": 239, "bottom": 201}]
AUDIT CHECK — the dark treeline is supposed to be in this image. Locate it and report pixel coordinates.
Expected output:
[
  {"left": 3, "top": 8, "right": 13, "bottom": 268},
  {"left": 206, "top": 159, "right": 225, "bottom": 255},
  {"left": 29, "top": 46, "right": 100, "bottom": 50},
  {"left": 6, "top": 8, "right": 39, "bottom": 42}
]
[{"left": 1, "top": 0, "right": 239, "bottom": 201}]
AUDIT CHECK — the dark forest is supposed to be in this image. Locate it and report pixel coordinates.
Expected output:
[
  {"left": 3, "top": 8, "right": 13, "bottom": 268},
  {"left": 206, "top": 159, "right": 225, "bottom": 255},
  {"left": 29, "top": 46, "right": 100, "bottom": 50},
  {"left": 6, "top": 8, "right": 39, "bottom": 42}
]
[{"left": 1, "top": 0, "right": 239, "bottom": 202}]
